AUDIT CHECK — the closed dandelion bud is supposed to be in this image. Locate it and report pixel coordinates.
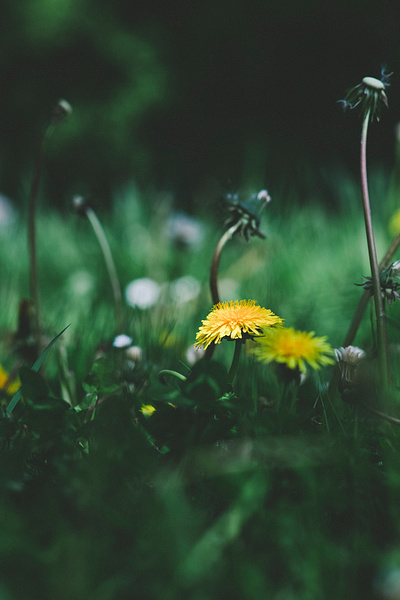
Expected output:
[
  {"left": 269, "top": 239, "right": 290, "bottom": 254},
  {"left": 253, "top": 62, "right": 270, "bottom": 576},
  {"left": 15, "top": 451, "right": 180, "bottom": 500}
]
[
  {"left": 334, "top": 345, "right": 366, "bottom": 396},
  {"left": 356, "top": 263, "right": 400, "bottom": 308},
  {"left": 223, "top": 189, "right": 271, "bottom": 240},
  {"left": 390, "top": 260, "right": 400, "bottom": 278},
  {"left": 256, "top": 189, "right": 271, "bottom": 203},
  {"left": 51, "top": 98, "right": 72, "bottom": 125},
  {"left": 72, "top": 195, "right": 89, "bottom": 217}
]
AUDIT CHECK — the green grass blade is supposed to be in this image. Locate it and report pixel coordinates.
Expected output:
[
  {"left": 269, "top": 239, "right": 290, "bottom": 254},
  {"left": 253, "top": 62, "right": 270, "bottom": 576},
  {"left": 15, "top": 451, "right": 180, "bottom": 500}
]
[{"left": 6, "top": 324, "right": 70, "bottom": 415}]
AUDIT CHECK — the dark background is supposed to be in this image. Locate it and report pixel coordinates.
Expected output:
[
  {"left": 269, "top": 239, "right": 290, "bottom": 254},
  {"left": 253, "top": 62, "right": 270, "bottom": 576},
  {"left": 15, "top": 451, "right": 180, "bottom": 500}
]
[{"left": 1, "top": 0, "right": 400, "bottom": 209}]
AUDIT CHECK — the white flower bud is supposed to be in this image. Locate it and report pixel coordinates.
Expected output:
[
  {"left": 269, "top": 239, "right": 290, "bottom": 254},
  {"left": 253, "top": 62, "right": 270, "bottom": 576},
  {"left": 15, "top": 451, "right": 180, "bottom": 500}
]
[
  {"left": 335, "top": 346, "right": 366, "bottom": 365},
  {"left": 52, "top": 99, "right": 72, "bottom": 124}
]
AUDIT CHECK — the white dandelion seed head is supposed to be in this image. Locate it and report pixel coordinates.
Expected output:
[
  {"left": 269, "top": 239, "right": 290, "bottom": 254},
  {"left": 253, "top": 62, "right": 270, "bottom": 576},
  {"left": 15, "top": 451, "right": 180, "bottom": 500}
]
[
  {"left": 112, "top": 334, "right": 133, "bottom": 349},
  {"left": 125, "top": 278, "right": 161, "bottom": 309},
  {"left": 169, "top": 276, "right": 201, "bottom": 304}
]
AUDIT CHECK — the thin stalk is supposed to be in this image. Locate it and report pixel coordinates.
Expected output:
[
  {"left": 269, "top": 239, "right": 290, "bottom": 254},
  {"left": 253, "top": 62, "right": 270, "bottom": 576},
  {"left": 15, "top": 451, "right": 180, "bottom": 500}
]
[
  {"left": 360, "top": 107, "right": 389, "bottom": 387},
  {"left": 206, "top": 222, "right": 242, "bottom": 361},
  {"left": 329, "top": 231, "right": 400, "bottom": 395},
  {"left": 210, "top": 221, "right": 242, "bottom": 305},
  {"left": 28, "top": 128, "right": 53, "bottom": 356},
  {"left": 158, "top": 369, "right": 187, "bottom": 385},
  {"left": 228, "top": 339, "right": 242, "bottom": 383},
  {"left": 359, "top": 399, "right": 400, "bottom": 425},
  {"left": 85, "top": 207, "right": 123, "bottom": 333},
  {"left": 344, "top": 232, "right": 400, "bottom": 347}
]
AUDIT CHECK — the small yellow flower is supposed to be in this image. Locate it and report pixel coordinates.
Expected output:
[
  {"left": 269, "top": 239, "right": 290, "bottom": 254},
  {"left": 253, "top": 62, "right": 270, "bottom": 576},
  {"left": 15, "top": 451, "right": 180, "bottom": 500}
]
[
  {"left": 195, "top": 300, "right": 283, "bottom": 350},
  {"left": 389, "top": 208, "right": 400, "bottom": 237},
  {"left": 251, "top": 327, "right": 335, "bottom": 373},
  {"left": 140, "top": 404, "right": 156, "bottom": 417},
  {"left": 0, "top": 365, "right": 20, "bottom": 396}
]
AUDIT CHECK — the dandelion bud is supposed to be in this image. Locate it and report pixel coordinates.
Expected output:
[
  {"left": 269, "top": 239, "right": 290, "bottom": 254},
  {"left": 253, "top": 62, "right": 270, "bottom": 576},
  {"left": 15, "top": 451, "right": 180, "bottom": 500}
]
[
  {"left": 390, "top": 260, "right": 400, "bottom": 278},
  {"left": 256, "top": 189, "right": 271, "bottom": 203},
  {"left": 51, "top": 98, "right": 72, "bottom": 125},
  {"left": 335, "top": 345, "right": 366, "bottom": 396},
  {"left": 223, "top": 189, "right": 271, "bottom": 240},
  {"left": 72, "top": 195, "right": 89, "bottom": 217}
]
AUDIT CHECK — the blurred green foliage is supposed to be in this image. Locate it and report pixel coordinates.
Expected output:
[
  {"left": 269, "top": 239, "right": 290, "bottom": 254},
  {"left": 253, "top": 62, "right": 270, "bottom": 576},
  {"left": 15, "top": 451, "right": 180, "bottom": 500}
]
[
  {"left": 2, "top": 3, "right": 400, "bottom": 597},
  {"left": 1, "top": 0, "right": 400, "bottom": 208},
  {"left": 0, "top": 168, "right": 400, "bottom": 597},
  {"left": 0, "top": 0, "right": 170, "bottom": 204}
]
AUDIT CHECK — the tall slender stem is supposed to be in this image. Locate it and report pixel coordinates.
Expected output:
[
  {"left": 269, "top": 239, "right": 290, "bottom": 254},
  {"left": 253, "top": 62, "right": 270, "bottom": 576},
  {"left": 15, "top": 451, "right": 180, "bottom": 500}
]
[
  {"left": 210, "top": 222, "right": 242, "bottom": 305},
  {"left": 228, "top": 339, "right": 242, "bottom": 383},
  {"left": 329, "top": 232, "right": 400, "bottom": 396},
  {"left": 360, "top": 108, "right": 389, "bottom": 387},
  {"left": 85, "top": 207, "right": 123, "bottom": 333},
  {"left": 28, "top": 128, "right": 52, "bottom": 356},
  {"left": 206, "top": 221, "right": 242, "bottom": 360},
  {"left": 343, "top": 232, "right": 400, "bottom": 349}
]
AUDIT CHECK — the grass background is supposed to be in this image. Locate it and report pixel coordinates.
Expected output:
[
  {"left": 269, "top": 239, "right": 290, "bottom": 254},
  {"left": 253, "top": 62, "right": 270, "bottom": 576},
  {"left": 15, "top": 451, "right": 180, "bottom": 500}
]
[{"left": 1, "top": 163, "right": 400, "bottom": 599}]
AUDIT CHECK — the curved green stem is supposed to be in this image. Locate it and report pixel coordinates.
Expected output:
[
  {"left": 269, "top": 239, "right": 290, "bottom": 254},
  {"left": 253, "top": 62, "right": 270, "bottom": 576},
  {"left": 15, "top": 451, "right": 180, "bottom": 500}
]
[
  {"left": 210, "top": 221, "right": 242, "bottom": 305},
  {"left": 206, "top": 221, "right": 242, "bottom": 361},
  {"left": 360, "top": 108, "right": 389, "bottom": 387},
  {"left": 85, "top": 207, "right": 123, "bottom": 333},
  {"left": 158, "top": 369, "right": 187, "bottom": 385}
]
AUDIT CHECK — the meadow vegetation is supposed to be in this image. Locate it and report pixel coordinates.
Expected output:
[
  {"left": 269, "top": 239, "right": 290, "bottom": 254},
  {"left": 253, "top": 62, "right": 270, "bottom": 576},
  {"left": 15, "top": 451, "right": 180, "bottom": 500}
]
[{"left": 1, "top": 77, "right": 400, "bottom": 599}]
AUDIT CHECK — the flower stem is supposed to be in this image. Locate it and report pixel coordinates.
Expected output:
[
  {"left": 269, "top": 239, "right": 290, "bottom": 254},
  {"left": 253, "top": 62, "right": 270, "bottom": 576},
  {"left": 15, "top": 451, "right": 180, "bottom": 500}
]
[
  {"left": 359, "top": 399, "right": 400, "bottom": 425},
  {"left": 85, "top": 207, "right": 124, "bottom": 333},
  {"left": 329, "top": 231, "right": 400, "bottom": 395},
  {"left": 360, "top": 108, "right": 389, "bottom": 387},
  {"left": 28, "top": 126, "right": 54, "bottom": 357},
  {"left": 343, "top": 233, "right": 400, "bottom": 348},
  {"left": 158, "top": 369, "right": 187, "bottom": 385},
  {"left": 206, "top": 222, "right": 242, "bottom": 361},
  {"left": 210, "top": 222, "right": 242, "bottom": 305},
  {"left": 228, "top": 339, "right": 242, "bottom": 383}
]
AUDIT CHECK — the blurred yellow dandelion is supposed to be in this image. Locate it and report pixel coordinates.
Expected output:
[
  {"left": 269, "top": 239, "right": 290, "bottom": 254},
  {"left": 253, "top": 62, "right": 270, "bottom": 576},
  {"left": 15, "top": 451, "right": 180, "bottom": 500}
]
[
  {"left": 195, "top": 300, "right": 283, "bottom": 350},
  {"left": 252, "top": 327, "right": 335, "bottom": 373},
  {"left": 0, "top": 365, "right": 20, "bottom": 396},
  {"left": 389, "top": 208, "right": 400, "bottom": 237},
  {"left": 140, "top": 404, "right": 156, "bottom": 417}
]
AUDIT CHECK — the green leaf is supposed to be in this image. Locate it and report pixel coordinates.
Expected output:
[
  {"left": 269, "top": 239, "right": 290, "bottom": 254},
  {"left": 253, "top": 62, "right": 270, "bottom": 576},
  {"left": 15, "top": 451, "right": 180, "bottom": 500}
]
[
  {"left": 6, "top": 324, "right": 70, "bottom": 415},
  {"left": 183, "top": 360, "right": 229, "bottom": 404},
  {"left": 74, "top": 392, "right": 98, "bottom": 412},
  {"left": 84, "top": 357, "right": 120, "bottom": 394},
  {"left": 19, "top": 367, "right": 49, "bottom": 401}
]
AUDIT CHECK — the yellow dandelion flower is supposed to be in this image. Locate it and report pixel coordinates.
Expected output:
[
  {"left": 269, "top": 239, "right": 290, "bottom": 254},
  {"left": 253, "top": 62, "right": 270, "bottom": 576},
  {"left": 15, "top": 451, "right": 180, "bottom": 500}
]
[
  {"left": 195, "top": 300, "right": 283, "bottom": 350},
  {"left": 140, "top": 404, "right": 156, "bottom": 417},
  {"left": 251, "top": 327, "right": 335, "bottom": 373},
  {"left": 0, "top": 365, "right": 20, "bottom": 396},
  {"left": 389, "top": 208, "right": 400, "bottom": 237}
]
